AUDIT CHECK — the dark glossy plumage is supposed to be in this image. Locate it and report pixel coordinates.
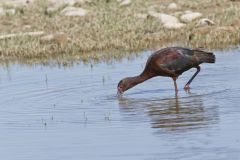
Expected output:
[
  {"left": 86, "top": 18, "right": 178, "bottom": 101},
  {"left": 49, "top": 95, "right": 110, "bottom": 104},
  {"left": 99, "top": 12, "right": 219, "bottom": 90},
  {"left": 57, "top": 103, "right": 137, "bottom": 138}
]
[{"left": 117, "top": 47, "right": 215, "bottom": 94}]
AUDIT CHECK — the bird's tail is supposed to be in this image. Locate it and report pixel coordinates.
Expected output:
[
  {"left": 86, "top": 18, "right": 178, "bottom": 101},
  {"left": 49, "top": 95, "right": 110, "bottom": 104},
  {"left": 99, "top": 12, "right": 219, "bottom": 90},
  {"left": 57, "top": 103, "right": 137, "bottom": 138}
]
[{"left": 193, "top": 49, "right": 216, "bottom": 63}]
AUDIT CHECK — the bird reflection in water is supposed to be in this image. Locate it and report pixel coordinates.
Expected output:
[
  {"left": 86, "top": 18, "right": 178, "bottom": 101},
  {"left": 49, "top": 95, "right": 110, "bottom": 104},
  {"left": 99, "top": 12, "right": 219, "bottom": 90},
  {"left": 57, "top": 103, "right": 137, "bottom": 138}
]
[{"left": 118, "top": 93, "right": 218, "bottom": 133}]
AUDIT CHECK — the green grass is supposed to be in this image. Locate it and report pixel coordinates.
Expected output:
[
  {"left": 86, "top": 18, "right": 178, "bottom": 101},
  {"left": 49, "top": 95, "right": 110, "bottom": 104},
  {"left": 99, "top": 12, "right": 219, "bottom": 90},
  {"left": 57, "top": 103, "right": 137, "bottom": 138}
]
[{"left": 0, "top": 0, "right": 240, "bottom": 64}]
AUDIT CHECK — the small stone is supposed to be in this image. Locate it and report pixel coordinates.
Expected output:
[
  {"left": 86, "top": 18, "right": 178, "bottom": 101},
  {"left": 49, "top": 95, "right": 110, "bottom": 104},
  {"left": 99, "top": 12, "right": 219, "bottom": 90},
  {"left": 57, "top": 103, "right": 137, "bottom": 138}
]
[
  {"left": 197, "top": 18, "right": 215, "bottom": 27},
  {"left": 5, "top": 9, "right": 16, "bottom": 15},
  {"left": 134, "top": 13, "right": 148, "bottom": 19},
  {"left": 181, "top": 12, "right": 202, "bottom": 23},
  {"left": 148, "top": 11, "right": 185, "bottom": 29},
  {"left": 0, "top": 8, "right": 4, "bottom": 16},
  {"left": 120, "top": 0, "right": 131, "bottom": 6},
  {"left": 61, "top": 7, "right": 87, "bottom": 17},
  {"left": 0, "top": 8, "right": 16, "bottom": 16},
  {"left": 184, "top": 10, "right": 192, "bottom": 14},
  {"left": 0, "top": 0, "right": 34, "bottom": 7},
  {"left": 173, "top": 11, "right": 183, "bottom": 17},
  {"left": 47, "top": 0, "right": 86, "bottom": 12},
  {"left": 48, "top": 0, "right": 85, "bottom": 6},
  {"left": 47, "top": 0, "right": 86, "bottom": 14},
  {"left": 167, "top": 3, "right": 178, "bottom": 10},
  {"left": 46, "top": 7, "right": 58, "bottom": 14},
  {"left": 148, "top": 11, "right": 179, "bottom": 24},
  {"left": 163, "top": 22, "right": 186, "bottom": 29},
  {"left": 64, "top": 0, "right": 78, "bottom": 6}
]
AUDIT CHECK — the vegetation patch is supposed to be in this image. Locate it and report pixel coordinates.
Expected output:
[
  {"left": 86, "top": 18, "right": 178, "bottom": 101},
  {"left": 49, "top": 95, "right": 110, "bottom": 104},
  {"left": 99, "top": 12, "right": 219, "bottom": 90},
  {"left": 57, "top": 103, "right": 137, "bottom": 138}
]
[{"left": 0, "top": 0, "right": 240, "bottom": 64}]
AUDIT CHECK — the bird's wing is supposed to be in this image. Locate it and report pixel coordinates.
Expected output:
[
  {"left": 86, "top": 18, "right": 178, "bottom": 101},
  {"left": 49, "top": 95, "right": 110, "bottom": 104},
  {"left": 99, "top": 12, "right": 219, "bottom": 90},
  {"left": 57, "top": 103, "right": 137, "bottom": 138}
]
[{"left": 157, "top": 48, "right": 195, "bottom": 74}]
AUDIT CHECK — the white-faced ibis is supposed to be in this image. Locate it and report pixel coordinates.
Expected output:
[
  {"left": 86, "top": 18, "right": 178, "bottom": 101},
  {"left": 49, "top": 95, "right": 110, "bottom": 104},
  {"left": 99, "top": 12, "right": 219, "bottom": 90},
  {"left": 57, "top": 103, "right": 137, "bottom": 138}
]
[{"left": 117, "top": 47, "right": 215, "bottom": 95}]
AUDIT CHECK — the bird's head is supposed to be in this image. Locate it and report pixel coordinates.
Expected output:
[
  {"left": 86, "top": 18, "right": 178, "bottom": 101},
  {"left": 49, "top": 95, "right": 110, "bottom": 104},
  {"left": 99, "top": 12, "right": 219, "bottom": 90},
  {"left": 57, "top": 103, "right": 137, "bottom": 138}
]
[{"left": 117, "top": 78, "right": 132, "bottom": 95}]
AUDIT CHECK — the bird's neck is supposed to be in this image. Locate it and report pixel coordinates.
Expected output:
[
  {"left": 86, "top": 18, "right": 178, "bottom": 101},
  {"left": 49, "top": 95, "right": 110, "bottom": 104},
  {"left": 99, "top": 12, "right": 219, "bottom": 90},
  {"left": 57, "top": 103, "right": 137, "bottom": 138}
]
[{"left": 127, "top": 72, "right": 154, "bottom": 89}]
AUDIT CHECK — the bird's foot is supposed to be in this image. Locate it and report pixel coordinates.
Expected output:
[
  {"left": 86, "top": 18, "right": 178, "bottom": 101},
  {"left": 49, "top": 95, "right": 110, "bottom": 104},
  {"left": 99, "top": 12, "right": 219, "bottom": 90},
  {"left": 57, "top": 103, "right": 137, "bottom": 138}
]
[{"left": 184, "top": 85, "right": 190, "bottom": 91}]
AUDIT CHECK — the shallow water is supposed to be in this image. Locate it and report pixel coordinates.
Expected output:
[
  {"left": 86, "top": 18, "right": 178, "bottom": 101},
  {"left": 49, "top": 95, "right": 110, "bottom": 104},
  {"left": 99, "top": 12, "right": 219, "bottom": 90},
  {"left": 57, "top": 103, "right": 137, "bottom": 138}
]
[{"left": 0, "top": 48, "right": 240, "bottom": 160}]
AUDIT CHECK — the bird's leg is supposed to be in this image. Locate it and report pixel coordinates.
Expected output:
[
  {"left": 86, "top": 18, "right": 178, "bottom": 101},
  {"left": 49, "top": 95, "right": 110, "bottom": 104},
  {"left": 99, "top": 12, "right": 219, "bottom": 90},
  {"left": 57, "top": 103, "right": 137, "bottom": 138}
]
[
  {"left": 184, "top": 66, "right": 201, "bottom": 90},
  {"left": 172, "top": 77, "right": 178, "bottom": 93}
]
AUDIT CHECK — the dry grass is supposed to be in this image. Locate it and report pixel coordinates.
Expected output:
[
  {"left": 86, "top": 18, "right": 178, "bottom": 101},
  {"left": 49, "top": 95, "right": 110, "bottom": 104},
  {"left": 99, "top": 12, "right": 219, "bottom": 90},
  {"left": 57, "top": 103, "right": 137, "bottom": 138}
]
[{"left": 0, "top": 0, "right": 240, "bottom": 64}]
